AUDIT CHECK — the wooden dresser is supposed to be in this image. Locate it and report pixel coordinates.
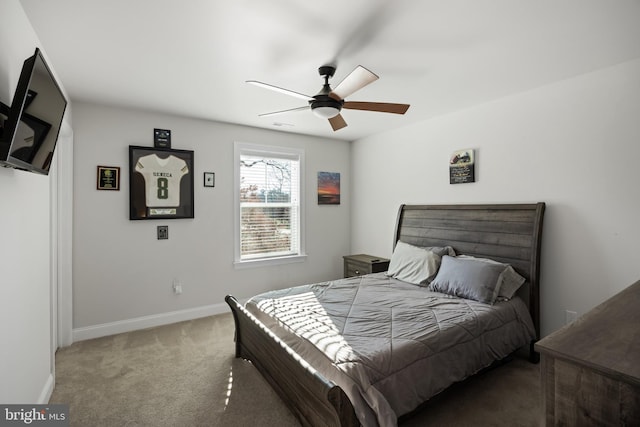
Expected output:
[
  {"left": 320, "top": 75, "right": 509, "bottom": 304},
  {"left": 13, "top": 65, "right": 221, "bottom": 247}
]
[{"left": 535, "top": 280, "right": 640, "bottom": 426}]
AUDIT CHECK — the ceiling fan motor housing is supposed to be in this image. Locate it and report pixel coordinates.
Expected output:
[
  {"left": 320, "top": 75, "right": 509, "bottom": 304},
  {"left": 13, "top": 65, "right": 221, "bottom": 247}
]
[
  {"left": 311, "top": 93, "right": 343, "bottom": 109},
  {"left": 311, "top": 65, "right": 343, "bottom": 117}
]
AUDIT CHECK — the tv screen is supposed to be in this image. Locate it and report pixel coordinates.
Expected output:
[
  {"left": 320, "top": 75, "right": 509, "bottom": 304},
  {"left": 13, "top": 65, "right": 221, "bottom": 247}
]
[{"left": 0, "top": 48, "right": 68, "bottom": 175}]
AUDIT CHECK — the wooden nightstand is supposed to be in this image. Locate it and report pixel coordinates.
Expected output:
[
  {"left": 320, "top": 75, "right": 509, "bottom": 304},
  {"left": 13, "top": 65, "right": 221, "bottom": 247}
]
[{"left": 343, "top": 254, "right": 390, "bottom": 278}]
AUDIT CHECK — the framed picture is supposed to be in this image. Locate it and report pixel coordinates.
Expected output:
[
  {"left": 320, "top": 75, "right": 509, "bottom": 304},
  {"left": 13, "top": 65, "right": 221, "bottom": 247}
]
[
  {"left": 153, "top": 128, "right": 171, "bottom": 148},
  {"left": 129, "top": 145, "right": 194, "bottom": 220},
  {"left": 317, "top": 171, "right": 340, "bottom": 205},
  {"left": 97, "top": 166, "right": 120, "bottom": 190},
  {"left": 449, "top": 149, "right": 475, "bottom": 184}
]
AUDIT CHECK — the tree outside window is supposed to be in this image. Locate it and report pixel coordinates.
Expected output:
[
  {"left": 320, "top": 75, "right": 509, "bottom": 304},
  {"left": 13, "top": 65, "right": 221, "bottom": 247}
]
[{"left": 235, "top": 143, "right": 304, "bottom": 264}]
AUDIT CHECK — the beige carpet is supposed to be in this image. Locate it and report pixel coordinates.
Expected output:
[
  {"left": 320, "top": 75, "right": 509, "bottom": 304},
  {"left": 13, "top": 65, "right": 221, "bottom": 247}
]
[{"left": 50, "top": 313, "right": 540, "bottom": 426}]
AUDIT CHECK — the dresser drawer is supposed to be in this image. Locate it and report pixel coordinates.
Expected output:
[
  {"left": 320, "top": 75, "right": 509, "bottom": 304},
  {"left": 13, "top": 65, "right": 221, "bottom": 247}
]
[{"left": 343, "top": 254, "right": 390, "bottom": 278}]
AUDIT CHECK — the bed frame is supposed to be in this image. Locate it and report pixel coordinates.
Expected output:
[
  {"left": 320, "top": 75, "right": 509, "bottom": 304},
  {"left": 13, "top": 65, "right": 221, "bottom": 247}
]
[{"left": 226, "top": 203, "right": 545, "bottom": 426}]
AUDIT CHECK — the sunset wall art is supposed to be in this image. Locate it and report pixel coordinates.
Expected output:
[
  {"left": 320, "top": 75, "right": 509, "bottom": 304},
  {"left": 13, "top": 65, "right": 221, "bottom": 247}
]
[{"left": 317, "top": 172, "right": 340, "bottom": 205}]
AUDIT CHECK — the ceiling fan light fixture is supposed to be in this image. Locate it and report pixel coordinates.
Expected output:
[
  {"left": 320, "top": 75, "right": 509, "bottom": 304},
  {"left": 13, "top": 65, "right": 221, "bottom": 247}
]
[
  {"left": 311, "top": 95, "right": 343, "bottom": 119},
  {"left": 312, "top": 106, "right": 341, "bottom": 119}
]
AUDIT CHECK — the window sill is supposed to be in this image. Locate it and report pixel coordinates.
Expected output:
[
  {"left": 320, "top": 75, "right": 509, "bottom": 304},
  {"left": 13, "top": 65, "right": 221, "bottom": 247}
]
[{"left": 234, "top": 254, "right": 307, "bottom": 269}]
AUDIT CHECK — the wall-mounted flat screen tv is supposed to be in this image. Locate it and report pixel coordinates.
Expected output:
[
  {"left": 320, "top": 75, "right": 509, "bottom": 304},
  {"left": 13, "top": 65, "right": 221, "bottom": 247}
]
[{"left": 0, "top": 47, "right": 68, "bottom": 175}]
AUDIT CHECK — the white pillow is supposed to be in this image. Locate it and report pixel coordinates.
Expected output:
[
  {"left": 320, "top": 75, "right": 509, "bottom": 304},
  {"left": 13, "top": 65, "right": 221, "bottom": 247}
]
[{"left": 386, "top": 241, "right": 442, "bottom": 286}]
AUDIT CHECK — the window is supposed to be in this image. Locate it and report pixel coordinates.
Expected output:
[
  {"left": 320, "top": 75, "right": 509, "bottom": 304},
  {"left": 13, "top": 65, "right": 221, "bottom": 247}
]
[{"left": 234, "top": 142, "right": 305, "bottom": 266}]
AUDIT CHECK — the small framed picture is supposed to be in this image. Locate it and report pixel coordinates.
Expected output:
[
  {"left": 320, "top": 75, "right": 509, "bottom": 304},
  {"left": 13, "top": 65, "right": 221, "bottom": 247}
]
[
  {"left": 154, "top": 128, "right": 171, "bottom": 148},
  {"left": 204, "top": 172, "right": 215, "bottom": 187},
  {"left": 449, "top": 149, "right": 475, "bottom": 184},
  {"left": 317, "top": 171, "right": 340, "bottom": 205},
  {"left": 97, "top": 166, "right": 120, "bottom": 190}
]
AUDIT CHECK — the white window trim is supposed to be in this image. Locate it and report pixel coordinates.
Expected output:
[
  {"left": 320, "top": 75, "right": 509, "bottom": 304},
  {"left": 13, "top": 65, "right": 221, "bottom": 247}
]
[{"left": 233, "top": 142, "right": 306, "bottom": 268}]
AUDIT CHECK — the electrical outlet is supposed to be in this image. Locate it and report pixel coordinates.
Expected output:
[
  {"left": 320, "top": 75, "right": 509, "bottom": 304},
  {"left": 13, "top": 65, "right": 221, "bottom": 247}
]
[
  {"left": 173, "top": 279, "right": 182, "bottom": 295},
  {"left": 157, "top": 225, "right": 168, "bottom": 240},
  {"left": 565, "top": 310, "right": 578, "bottom": 325}
]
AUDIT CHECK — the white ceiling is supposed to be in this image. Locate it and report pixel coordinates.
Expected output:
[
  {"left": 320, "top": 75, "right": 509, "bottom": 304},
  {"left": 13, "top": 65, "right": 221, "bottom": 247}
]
[{"left": 19, "top": 0, "right": 640, "bottom": 142}]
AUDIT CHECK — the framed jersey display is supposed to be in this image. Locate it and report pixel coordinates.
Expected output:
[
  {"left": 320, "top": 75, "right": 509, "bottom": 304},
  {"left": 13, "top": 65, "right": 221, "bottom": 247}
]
[{"left": 129, "top": 146, "right": 194, "bottom": 220}]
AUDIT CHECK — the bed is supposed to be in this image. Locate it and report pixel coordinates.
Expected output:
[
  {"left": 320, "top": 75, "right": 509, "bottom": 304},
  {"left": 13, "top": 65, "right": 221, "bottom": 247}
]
[{"left": 226, "top": 203, "right": 545, "bottom": 426}]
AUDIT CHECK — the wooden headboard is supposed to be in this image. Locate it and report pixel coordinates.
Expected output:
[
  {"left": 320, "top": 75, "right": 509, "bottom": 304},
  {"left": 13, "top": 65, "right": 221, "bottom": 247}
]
[{"left": 393, "top": 203, "right": 545, "bottom": 337}]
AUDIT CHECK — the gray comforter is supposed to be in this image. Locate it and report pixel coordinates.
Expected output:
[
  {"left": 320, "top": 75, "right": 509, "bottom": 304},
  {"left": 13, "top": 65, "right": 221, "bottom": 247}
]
[{"left": 246, "top": 273, "right": 536, "bottom": 427}]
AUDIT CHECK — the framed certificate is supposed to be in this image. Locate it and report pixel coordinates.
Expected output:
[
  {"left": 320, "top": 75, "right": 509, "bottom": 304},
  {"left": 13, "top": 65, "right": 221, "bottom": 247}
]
[{"left": 129, "top": 145, "right": 194, "bottom": 220}]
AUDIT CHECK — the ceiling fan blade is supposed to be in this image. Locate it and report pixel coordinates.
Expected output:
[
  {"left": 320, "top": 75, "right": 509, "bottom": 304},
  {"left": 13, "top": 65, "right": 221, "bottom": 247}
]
[
  {"left": 330, "top": 65, "right": 379, "bottom": 100},
  {"left": 343, "top": 101, "right": 410, "bottom": 114},
  {"left": 258, "top": 106, "right": 309, "bottom": 117},
  {"left": 328, "top": 114, "right": 347, "bottom": 131},
  {"left": 247, "top": 80, "right": 314, "bottom": 101}
]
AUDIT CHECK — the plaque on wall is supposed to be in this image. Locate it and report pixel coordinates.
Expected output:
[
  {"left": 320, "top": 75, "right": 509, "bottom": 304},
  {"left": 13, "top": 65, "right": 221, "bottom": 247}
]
[
  {"left": 97, "top": 166, "right": 120, "bottom": 190},
  {"left": 153, "top": 128, "right": 171, "bottom": 148},
  {"left": 449, "top": 149, "right": 475, "bottom": 184}
]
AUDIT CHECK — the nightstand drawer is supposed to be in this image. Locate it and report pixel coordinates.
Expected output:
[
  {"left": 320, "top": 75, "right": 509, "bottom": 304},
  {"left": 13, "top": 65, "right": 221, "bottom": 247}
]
[{"left": 343, "top": 254, "right": 390, "bottom": 278}]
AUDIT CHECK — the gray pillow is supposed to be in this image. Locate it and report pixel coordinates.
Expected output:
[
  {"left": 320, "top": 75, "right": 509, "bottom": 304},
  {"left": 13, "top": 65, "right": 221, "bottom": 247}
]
[
  {"left": 429, "top": 255, "right": 505, "bottom": 304},
  {"left": 498, "top": 266, "right": 526, "bottom": 299},
  {"left": 456, "top": 255, "right": 526, "bottom": 300},
  {"left": 386, "top": 241, "right": 443, "bottom": 285},
  {"left": 424, "top": 245, "right": 456, "bottom": 257},
  {"left": 390, "top": 242, "right": 455, "bottom": 258}
]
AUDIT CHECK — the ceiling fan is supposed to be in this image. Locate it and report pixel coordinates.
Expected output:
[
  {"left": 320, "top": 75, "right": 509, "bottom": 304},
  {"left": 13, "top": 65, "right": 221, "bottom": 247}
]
[{"left": 247, "top": 65, "right": 410, "bottom": 131}]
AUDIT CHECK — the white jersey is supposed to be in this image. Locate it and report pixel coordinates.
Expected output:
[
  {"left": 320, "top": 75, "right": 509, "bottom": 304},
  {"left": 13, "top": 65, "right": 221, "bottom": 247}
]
[{"left": 135, "top": 154, "right": 189, "bottom": 207}]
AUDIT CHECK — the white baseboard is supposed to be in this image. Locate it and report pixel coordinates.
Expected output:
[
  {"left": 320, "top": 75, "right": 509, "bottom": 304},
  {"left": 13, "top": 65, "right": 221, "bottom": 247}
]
[
  {"left": 72, "top": 302, "right": 230, "bottom": 342},
  {"left": 38, "top": 373, "right": 54, "bottom": 404}
]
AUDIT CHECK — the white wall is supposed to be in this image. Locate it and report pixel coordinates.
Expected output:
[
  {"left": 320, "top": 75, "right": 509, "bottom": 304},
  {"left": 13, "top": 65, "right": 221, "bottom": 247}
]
[
  {"left": 0, "top": 0, "right": 68, "bottom": 404},
  {"left": 351, "top": 58, "right": 640, "bottom": 337},
  {"left": 71, "top": 103, "right": 350, "bottom": 337}
]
